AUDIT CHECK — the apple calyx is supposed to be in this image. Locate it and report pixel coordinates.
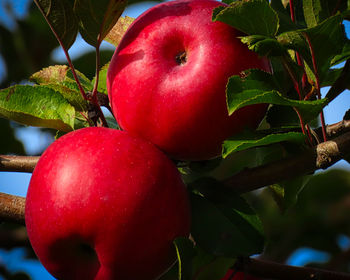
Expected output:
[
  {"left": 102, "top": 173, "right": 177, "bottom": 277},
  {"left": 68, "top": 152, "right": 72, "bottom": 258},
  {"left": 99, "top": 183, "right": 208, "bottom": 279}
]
[{"left": 175, "top": 50, "right": 187, "bottom": 65}]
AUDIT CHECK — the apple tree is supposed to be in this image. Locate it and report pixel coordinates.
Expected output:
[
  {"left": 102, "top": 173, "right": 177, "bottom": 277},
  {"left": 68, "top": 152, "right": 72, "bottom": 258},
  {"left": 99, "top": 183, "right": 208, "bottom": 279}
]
[{"left": 0, "top": 0, "right": 350, "bottom": 279}]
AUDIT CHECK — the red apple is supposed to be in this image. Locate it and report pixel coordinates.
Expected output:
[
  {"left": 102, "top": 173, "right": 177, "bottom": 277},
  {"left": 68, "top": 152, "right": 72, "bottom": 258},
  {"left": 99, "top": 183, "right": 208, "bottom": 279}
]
[
  {"left": 107, "top": 0, "right": 271, "bottom": 160},
  {"left": 25, "top": 127, "right": 191, "bottom": 280},
  {"left": 221, "top": 269, "right": 259, "bottom": 280}
]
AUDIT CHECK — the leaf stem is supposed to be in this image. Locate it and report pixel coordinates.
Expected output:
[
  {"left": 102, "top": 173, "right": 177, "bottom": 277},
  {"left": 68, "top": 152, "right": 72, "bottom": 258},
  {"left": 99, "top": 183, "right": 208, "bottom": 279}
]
[
  {"left": 88, "top": 42, "right": 109, "bottom": 128},
  {"left": 304, "top": 32, "right": 327, "bottom": 142},
  {"left": 289, "top": 0, "right": 307, "bottom": 95},
  {"left": 293, "top": 107, "right": 312, "bottom": 146},
  {"left": 33, "top": 0, "right": 88, "bottom": 101},
  {"left": 282, "top": 56, "right": 313, "bottom": 144},
  {"left": 62, "top": 47, "right": 89, "bottom": 100},
  {"left": 289, "top": 0, "right": 295, "bottom": 22},
  {"left": 92, "top": 44, "right": 101, "bottom": 99}
]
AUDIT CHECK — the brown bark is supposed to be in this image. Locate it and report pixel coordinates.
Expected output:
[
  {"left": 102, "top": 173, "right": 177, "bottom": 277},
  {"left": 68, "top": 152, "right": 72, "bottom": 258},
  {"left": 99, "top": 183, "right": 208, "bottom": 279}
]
[
  {"left": 225, "top": 130, "right": 350, "bottom": 194},
  {"left": 0, "top": 155, "right": 39, "bottom": 173}
]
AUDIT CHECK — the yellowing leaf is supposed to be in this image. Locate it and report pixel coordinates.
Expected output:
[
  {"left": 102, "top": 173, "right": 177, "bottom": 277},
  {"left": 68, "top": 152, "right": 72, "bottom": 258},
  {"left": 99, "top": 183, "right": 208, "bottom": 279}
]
[{"left": 104, "top": 16, "right": 135, "bottom": 47}]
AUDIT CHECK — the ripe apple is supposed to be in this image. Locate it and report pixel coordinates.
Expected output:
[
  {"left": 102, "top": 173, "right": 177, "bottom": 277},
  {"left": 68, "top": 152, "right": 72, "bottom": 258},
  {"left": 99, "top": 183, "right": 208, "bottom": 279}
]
[
  {"left": 107, "top": 0, "right": 271, "bottom": 160},
  {"left": 25, "top": 127, "right": 191, "bottom": 280},
  {"left": 221, "top": 269, "right": 259, "bottom": 280}
]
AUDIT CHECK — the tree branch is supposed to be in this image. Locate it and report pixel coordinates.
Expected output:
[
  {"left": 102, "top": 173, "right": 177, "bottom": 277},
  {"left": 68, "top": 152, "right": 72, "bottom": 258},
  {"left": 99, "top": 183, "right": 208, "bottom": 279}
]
[
  {"left": 0, "top": 155, "right": 39, "bottom": 172},
  {"left": 235, "top": 257, "right": 350, "bottom": 280},
  {"left": 0, "top": 192, "right": 25, "bottom": 225},
  {"left": 225, "top": 130, "right": 350, "bottom": 194}
]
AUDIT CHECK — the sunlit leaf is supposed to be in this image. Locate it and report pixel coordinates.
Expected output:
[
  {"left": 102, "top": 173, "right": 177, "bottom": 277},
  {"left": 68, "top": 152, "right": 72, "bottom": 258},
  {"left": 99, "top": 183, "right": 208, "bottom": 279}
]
[
  {"left": 226, "top": 69, "right": 328, "bottom": 122},
  {"left": 92, "top": 63, "right": 109, "bottom": 94},
  {"left": 240, "top": 35, "right": 286, "bottom": 56},
  {"left": 0, "top": 85, "right": 75, "bottom": 131},
  {"left": 213, "top": 0, "right": 279, "bottom": 37},
  {"left": 30, "top": 65, "right": 91, "bottom": 110},
  {"left": 105, "top": 16, "right": 135, "bottom": 47}
]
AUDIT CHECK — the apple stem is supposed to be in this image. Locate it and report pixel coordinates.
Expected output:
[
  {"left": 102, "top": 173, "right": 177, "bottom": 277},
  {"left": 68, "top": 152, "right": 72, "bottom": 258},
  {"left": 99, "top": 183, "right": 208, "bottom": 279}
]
[
  {"left": 87, "top": 43, "right": 109, "bottom": 128},
  {"left": 92, "top": 44, "right": 101, "bottom": 100}
]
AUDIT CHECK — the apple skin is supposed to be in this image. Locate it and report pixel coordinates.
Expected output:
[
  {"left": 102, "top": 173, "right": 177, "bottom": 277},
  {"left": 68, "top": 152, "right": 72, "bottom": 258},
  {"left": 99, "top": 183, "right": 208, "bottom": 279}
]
[
  {"left": 107, "top": 0, "right": 271, "bottom": 161},
  {"left": 221, "top": 269, "right": 259, "bottom": 280},
  {"left": 25, "top": 127, "right": 191, "bottom": 280}
]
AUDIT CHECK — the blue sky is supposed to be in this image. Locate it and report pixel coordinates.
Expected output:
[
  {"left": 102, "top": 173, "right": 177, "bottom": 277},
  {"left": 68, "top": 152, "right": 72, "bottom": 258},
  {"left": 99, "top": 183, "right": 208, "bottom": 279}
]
[{"left": 0, "top": 0, "right": 350, "bottom": 279}]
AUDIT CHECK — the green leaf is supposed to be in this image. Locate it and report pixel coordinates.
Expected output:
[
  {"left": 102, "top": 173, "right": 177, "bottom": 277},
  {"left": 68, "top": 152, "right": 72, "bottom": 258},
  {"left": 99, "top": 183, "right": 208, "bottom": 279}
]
[
  {"left": 303, "top": 0, "right": 329, "bottom": 27},
  {"left": 321, "top": 68, "right": 344, "bottom": 87},
  {"left": 270, "top": 175, "right": 311, "bottom": 212},
  {"left": 192, "top": 247, "right": 235, "bottom": 280},
  {"left": 45, "top": 84, "right": 88, "bottom": 111},
  {"left": 213, "top": 0, "right": 279, "bottom": 37},
  {"left": 30, "top": 65, "right": 91, "bottom": 111},
  {"left": 240, "top": 35, "right": 286, "bottom": 56},
  {"left": 92, "top": 63, "right": 109, "bottom": 94},
  {"left": 303, "top": 14, "right": 345, "bottom": 79},
  {"left": 266, "top": 105, "right": 301, "bottom": 127},
  {"left": 0, "top": 85, "right": 75, "bottom": 131},
  {"left": 190, "top": 183, "right": 264, "bottom": 257},
  {"left": 303, "top": 0, "right": 349, "bottom": 27},
  {"left": 33, "top": 0, "right": 78, "bottom": 50},
  {"left": 104, "top": 16, "right": 135, "bottom": 47},
  {"left": 331, "top": 40, "right": 350, "bottom": 66},
  {"left": 270, "top": 0, "right": 299, "bottom": 34},
  {"left": 277, "top": 14, "right": 345, "bottom": 82},
  {"left": 173, "top": 237, "right": 195, "bottom": 280},
  {"left": 105, "top": 115, "right": 120, "bottom": 130},
  {"left": 30, "top": 65, "right": 93, "bottom": 91},
  {"left": 74, "top": 0, "right": 127, "bottom": 46},
  {"left": 226, "top": 69, "right": 328, "bottom": 121},
  {"left": 222, "top": 131, "right": 305, "bottom": 158}
]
